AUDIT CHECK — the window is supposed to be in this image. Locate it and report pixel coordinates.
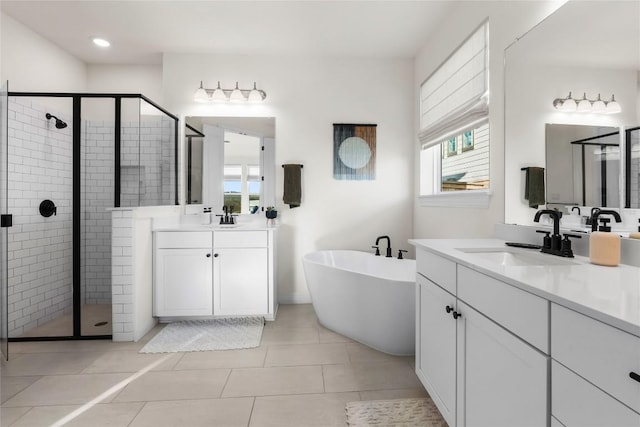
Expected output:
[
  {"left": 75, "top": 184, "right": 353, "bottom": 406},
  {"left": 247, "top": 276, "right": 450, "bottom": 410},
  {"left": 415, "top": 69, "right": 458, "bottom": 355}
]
[
  {"left": 223, "top": 165, "right": 242, "bottom": 213},
  {"left": 247, "top": 165, "right": 261, "bottom": 213},
  {"left": 418, "top": 21, "right": 490, "bottom": 207},
  {"left": 224, "top": 164, "right": 262, "bottom": 214},
  {"left": 440, "top": 124, "right": 489, "bottom": 192}
]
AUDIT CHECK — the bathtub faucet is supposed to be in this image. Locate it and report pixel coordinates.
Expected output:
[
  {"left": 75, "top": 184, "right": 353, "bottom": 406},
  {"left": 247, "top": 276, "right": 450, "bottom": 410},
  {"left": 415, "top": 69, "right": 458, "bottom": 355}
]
[{"left": 375, "top": 235, "right": 392, "bottom": 257}]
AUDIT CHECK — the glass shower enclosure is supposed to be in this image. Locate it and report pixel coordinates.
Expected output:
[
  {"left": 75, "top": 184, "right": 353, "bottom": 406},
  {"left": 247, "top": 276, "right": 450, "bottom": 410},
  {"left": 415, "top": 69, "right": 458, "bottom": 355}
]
[{"left": 3, "top": 92, "right": 177, "bottom": 345}]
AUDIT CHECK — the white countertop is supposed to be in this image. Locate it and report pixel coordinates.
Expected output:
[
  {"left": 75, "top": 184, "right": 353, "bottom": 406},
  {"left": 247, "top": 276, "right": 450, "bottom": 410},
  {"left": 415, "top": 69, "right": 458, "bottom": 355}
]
[
  {"left": 153, "top": 225, "right": 276, "bottom": 232},
  {"left": 409, "top": 238, "right": 640, "bottom": 338}
]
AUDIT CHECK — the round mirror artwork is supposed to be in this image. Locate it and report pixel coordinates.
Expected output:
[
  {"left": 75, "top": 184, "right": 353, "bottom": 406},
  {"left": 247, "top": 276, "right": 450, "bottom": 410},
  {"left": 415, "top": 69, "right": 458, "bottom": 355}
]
[{"left": 338, "top": 137, "right": 372, "bottom": 169}]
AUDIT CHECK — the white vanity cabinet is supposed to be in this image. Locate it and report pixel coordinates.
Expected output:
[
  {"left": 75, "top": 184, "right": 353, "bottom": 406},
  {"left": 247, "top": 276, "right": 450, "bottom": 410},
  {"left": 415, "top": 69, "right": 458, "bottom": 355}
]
[
  {"left": 153, "top": 228, "right": 277, "bottom": 319},
  {"left": 154, "top": 232, "right": 213, "bottom": 317},
  {"left": 457, "top": 299, "right": 547, "bottom": 426},
  {"left": 213, "top": 231, "right": 269, "bottom": 316},
  {"left": 415, "top": 249, "right": 549, "bottom": 427},
  {"left": 551, "top": 303, "right": 640, "bottom": 426},
  {"left": 416, "top": 274, "right": 457, "bottom": 423}
]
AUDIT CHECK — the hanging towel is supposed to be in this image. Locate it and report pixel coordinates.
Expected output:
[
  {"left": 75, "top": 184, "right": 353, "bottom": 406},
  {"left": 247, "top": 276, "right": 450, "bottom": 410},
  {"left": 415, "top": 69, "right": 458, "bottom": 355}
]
[
  {"left": 524, "top": 167, "right": 545, "bottom": 209},
  {"left": 283, "top": 164, "right": 302, "bottom": 208}
]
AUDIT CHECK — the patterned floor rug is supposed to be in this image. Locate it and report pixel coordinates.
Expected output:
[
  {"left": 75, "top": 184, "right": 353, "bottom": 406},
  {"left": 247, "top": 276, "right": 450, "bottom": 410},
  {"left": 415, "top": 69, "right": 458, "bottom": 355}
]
[
  {"left": 139, "top": 317, "right": 264, "bottom": 353},
  {"left": 346, "top": 398, "right": 447, "bottom": 426}
]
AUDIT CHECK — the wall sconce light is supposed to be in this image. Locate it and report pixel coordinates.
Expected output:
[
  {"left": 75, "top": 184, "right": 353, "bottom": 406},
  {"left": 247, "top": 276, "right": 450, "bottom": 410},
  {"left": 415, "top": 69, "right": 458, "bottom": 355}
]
[
  {"left": 194, "top": 81, "right": 267, "bottom": 103},
  {"left": 552, "top": 92, "right": 621, "bottom": 114}
]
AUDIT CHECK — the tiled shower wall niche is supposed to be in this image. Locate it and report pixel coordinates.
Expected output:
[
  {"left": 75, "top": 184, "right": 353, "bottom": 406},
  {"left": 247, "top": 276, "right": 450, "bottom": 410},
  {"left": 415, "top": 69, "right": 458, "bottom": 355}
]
[{"left": 120, "top": 117, "right": 175, "bottom": 207}]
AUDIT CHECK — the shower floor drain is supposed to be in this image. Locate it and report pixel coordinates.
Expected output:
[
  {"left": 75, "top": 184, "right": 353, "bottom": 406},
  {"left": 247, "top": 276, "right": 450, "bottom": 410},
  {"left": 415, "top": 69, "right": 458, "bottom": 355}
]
[{"left": 94, "top": 321, "right": 108, "bottom": 327}]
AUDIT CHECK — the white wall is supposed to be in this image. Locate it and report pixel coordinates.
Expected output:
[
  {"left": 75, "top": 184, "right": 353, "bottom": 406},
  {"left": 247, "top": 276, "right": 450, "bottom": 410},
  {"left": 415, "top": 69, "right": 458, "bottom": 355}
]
[
  {"left": 163, "top": 53, "right": 415, "bottom": 303},
  {"left": 413, "top": 1, "right": 565, "bottom": 239},
  {"left": 1, "top": 13, "right": 86, "bottom": 92},
  {"left": 87, "top": 65, "right": 163, "bottom": 103}
]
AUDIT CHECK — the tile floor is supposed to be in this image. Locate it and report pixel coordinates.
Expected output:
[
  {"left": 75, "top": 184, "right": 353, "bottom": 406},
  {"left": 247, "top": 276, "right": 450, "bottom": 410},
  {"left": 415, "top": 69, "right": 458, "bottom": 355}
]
[
  {"left": 17, "top": 304, "right": 113, "bottom": 338},
  {"left": 0, "top": 304, "right": 428, "bottom": 426}
]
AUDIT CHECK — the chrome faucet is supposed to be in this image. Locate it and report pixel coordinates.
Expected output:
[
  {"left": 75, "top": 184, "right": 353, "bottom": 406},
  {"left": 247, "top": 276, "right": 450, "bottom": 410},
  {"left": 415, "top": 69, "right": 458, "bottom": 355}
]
[{"left": 375, "top": 235, "right": 392, "bottom": 257}]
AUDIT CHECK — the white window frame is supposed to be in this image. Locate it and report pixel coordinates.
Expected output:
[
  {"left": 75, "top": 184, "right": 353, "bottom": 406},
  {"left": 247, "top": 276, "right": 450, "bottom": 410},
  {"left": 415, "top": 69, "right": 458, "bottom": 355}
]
[{"left": 418, "top": 20, "right": 491, "bottom": 208}]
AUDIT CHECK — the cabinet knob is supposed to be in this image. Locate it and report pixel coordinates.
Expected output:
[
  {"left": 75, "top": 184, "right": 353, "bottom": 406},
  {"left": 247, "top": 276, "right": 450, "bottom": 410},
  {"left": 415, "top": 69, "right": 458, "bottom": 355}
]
[
  {"left": 206, "top": 253, "right": 211, "bottom": 258},
  {"left": 214, "top": 253, "right": 219, "bottom": 258},
  {"left": 630, "top": 372, "right": 640, "bottom": 383},
  {"left": 452, "top": 311, "right": 461, "bottom": 319},
  {"left": 445, "top": 305, "right": 453, "bottom": 313}
]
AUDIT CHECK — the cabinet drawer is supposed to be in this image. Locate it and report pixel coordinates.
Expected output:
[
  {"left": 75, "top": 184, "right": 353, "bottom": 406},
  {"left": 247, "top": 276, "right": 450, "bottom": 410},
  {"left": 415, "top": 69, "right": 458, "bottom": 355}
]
[
  {"left": 416, "top": 249, "right": 456, "bottom": 295},
  {"left": 552, "top": 304, "right": 640, "bottom": 413},
  {"left": 155, "top": 231, "right": 212, "bottom": 249},
  {"left": 457, "top": 265, "right": 548, "bottom": 353},
  {"left": 214, "top": 230, "right": 267, "bottom": 248},
  {"left": 552, "top": 361, "right": 640, "bottom": 427}
]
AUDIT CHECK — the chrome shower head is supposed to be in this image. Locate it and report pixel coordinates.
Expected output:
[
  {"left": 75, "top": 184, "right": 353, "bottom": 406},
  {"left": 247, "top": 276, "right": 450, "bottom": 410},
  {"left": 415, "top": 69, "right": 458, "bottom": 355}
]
[{"left": 45, "top": 113, "right": 67, "bottom": 129}]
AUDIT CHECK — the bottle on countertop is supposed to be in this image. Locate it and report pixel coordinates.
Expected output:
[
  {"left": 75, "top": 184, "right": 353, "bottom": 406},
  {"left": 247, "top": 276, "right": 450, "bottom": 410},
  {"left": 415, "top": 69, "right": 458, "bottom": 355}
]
[
  {"left": 629, "top": 219, "right": 640, "bottom": 240},
  {"left": 202, "top": 207, "right": 212, "bottom": 224},
  {"left": 589, "top": 210, "right": 622, "bottom": 266}
]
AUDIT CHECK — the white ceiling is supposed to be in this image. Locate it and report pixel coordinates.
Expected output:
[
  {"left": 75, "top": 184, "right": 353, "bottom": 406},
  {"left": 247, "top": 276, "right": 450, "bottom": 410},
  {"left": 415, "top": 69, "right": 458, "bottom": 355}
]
[{"left": 1, "top": 1, "right": 458, "bottom": 65}]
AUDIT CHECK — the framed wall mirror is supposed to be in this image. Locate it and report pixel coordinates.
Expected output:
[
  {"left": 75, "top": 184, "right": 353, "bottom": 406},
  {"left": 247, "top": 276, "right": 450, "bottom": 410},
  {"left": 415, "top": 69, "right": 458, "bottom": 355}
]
[
  {"left": 184, "top": 117, "right": 276, "bottom": 213},
  {"left": 504, "top": 0, "right": 640, "bottom": 225},
  {"left": 545, "top": 124, "right": 620, "bottom": 210}
]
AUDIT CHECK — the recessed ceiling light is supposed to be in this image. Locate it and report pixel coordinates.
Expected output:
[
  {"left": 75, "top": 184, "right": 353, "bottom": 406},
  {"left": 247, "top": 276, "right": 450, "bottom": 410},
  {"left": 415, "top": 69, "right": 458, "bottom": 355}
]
[{"left": 92, "top": 37, "right": 110, "bottom": 48}]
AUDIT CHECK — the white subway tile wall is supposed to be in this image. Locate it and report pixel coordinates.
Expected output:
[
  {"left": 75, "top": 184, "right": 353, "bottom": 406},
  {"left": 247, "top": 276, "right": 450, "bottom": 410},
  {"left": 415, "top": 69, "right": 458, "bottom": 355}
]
[
  {"left": 7, "top": 97, "right": 73, "bottom": 337},
  {"left": 81, "top": 120, "right": 115, "bottom": 305},
  {"left": 110, "top": 208, "right": 134, "bottom": 341}
]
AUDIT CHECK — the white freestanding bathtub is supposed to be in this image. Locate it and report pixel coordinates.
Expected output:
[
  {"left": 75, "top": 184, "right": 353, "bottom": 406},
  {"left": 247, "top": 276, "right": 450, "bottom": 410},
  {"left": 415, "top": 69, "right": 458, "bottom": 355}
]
[{"left": 302, "top": 250, "right": 416, "bottom": 356}]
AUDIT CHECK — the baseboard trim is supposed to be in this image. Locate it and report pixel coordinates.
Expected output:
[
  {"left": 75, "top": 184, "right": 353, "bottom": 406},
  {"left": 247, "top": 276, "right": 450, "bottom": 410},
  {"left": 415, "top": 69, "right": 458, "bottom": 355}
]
[{"left": 278, "top": 294, "right": 312, "bottom": 304}]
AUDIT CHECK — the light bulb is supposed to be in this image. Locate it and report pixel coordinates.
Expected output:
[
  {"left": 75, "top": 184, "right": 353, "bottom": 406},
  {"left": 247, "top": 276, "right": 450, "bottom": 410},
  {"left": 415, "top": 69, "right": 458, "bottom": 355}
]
[
  {"left": 92, "top": 37, "right": 110, "bottom": 47},
  {"left": 211, "top": 81, "right": 227, "bottom": 102},
  {"left": 592, "top": 94, "right": 606, "bottom": 113},
  {"left": 606, "top": 95, "right": 621, "bottom": 114},
  {"left": 561, "top": 92, "right": 577, "bottom": 112},
  {"left": 576, "top": 93, "right": 591, "bottom": 112},
  {"left": 193, "top": 81, "right": 209, "bottom": 103},
  {"left": 229, "top": 82, "right": 245, "bottom": 103},
  {"left": 248, "top": 82, "right": 264, "bottom": 102}
]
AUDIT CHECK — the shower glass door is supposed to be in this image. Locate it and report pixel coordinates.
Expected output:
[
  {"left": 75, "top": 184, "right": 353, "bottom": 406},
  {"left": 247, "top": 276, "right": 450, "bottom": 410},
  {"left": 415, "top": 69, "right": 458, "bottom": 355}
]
[
  {"left": 1, "top": 81, "right": 9, "bottom": 359},
  {"left": 80, "top": 98, "right": 114, "bottom": 336},
  {"left": 7, "top": 95, "right": 74, "bottom": 338}
]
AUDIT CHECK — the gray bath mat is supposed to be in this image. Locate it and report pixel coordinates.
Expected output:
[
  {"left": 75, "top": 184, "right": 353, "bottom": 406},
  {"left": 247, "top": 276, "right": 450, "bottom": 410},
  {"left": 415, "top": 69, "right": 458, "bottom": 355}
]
[
  {"left": 140, "top": 317, "right": 264, "bottom": 353},
  {"left": 346, "top": 398, "right": 447, "bottom": 426}
]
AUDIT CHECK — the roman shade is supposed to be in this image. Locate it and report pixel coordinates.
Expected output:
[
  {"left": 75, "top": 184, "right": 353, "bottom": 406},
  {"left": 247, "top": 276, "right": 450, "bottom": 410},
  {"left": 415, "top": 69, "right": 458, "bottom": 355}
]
[{"left": 419, "top": 21, "right": 489, "bottom": 149}]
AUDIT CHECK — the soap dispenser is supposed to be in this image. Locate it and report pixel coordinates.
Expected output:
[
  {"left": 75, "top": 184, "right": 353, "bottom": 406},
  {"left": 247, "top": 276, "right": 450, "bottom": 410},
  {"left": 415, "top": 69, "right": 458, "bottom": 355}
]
[
  {"left": 589, "top": 210, "right": 622, "bottom": 266},
  {"left": 629, "top": 219, "right": 640, "bottom": 240}
]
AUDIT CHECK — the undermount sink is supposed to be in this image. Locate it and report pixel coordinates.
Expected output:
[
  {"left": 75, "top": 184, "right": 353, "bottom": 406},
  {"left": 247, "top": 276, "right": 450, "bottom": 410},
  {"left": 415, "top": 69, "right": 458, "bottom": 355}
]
[
  {"left": 214, "top": 224, "right": 242, "bottom": 229},
  {"left": 457, "top": 247, "right": 578, "bottom": 267}
]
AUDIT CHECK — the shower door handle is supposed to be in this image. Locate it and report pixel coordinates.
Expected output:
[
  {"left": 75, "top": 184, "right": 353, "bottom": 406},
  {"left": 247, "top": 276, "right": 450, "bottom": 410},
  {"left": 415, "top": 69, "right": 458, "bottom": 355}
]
[{"left": 0, "top": 214, "right": 12, "bottom": 227}]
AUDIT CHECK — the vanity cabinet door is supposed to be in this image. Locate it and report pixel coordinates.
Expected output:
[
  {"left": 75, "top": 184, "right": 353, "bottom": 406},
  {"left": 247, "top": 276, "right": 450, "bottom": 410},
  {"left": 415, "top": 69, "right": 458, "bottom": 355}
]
[
  {"left": 456, "top": 301, "right": 548, "bottom": 427},
  {"left": 552, "top": 361, "right": 640, "bottom": 427},
  {"left": 154, "top": 248, "right": 213, "bottom": 316},
  {"left": 416, "top": 274, "right": 457, "bottom": 427},
  {"left": 213, "top": 247, "right": 268, "bottom": 316}
]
